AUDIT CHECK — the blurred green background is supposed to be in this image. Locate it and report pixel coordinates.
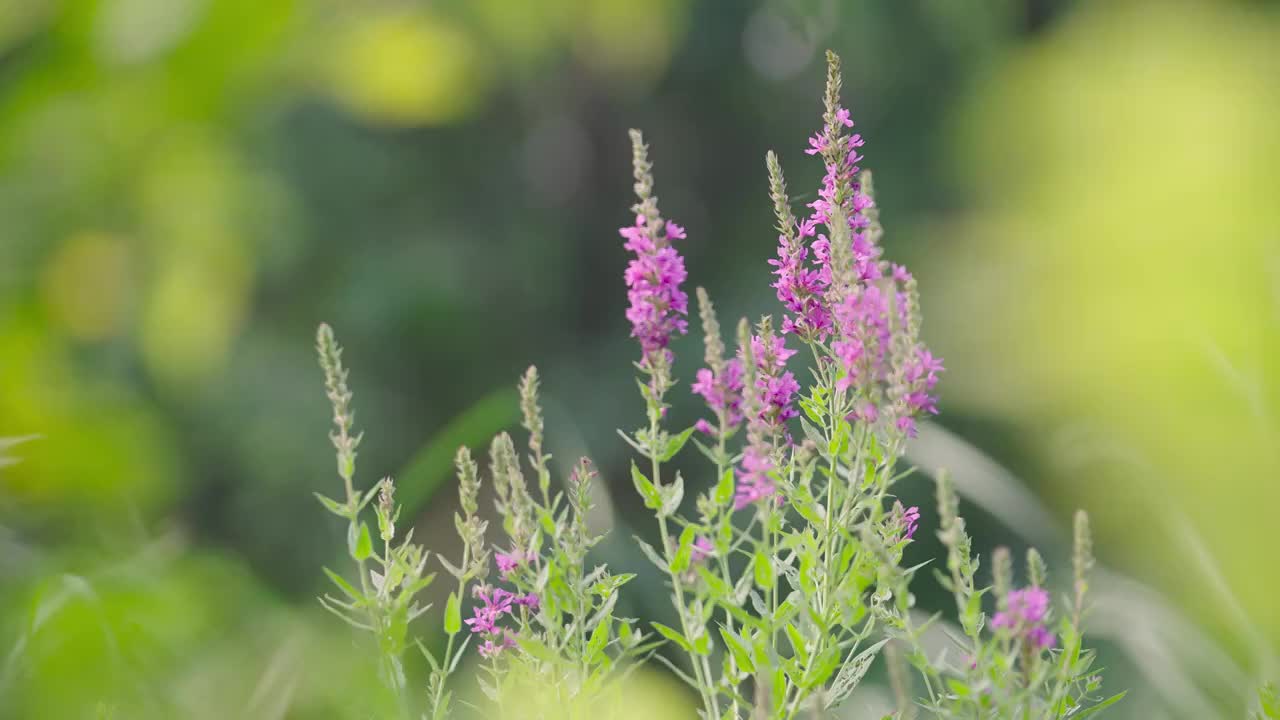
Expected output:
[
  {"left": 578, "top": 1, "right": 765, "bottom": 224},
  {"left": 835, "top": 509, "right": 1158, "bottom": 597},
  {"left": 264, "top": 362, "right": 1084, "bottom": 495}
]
[{"left": 1, "top": 0, "right": 1277, "bottom": 717}]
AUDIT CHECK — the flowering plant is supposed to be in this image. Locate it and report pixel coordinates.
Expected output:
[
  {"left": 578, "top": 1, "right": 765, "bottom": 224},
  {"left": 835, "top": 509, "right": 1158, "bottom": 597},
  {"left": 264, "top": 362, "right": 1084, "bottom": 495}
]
[
  {"left": 311, "top": 51, "right": 1128, "bottom": 719},
  {"left": 618, "top": 51, "right": 1123, "bottom": 719},
  {"left": 316, "top": 333, "right": 649, "bottom": 719}
]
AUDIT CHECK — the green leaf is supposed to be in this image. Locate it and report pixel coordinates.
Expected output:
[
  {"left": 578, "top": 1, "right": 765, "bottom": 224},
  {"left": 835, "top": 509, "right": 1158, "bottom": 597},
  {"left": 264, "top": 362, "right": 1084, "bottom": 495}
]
[
  {"left": 634, "top": 537, "right": 668, "bottom": 571},
  {"left": 827, "top": 638, "right": 889, "bottom": 708},
  {"left": 692, "top": 631, "right": 712, "bottom": 656},
  {"left": 323, "top": 567, "right": 362, "bottom": 601},
  {"left": 416, "top": 639, "right": 441, "bottom": 672},
  {"left": 670, "top": 525, "right": 697, "bottom": 574},
  {"left": 314, "top": 493, "right": 350, "bottom": 517},
  {"left": 349, "top": 522, "right": 374, "bottom": 560},
  {"left": 793, "top": 495, "right": 824, "bottom": 526},
  {"left": 695, "top": 566, "right": 730, "bottom": 597},
  {"left": 803, "top": 646, "right": 841, "bottom": 689},
  {"left": 630, "top": 462, "right": 662, "bottom": 510},
  {"left": 354, "top": 522, "right": 374, "bottom": 560},
  {"left": 651, "top": 651, "right": 699, "bottom": 690},
  {"left": 753, "top": 552, "right": 775, "bottom": 590},
  {"left": 517, "top": 635, "right": 559, "bottom": 663},
  {"left": 651, "top": 621, "right": 692, "bottom": 652},
  {"left": 444, "top": 592, "right": 462, "bottom": 635},
  {"left": 828, "top": 421, "right": 850, "bottom": 458},
  {"left": 962, "top": 589, "right": 985, "bottom": 635},
  {"left": 718, "top": 627, "right": 755, "bottom": 672},
  {"left": 800, "top": 397, "right": 825, "bottom": 425},
  {"left": 593, "top": 572, "right": 636, "bottom": 595},
  {"left": 772, "top": 666, "right": 787, "bottom": 713},
  {"left": 692, "top": 437, "right": 722, "bottom": 465},
  {"left": 357, "top": 484, "right": 382, "bottom": 513},
  {"left": 587, "top": 614, "right": 611, "bottom": 658},
  {"left": 714, "top": 468, "right": 734, "bottom": 505},
  {"left": 784, "top": 623, "right": 810, "bottom": 666},
  {"left": 659, "top": 472, "right": 684, "bottom": 517},
  {"left": 1077, "top": 691, "right": 1127, "bottom": 718},
  {"left": 660, "top": 426, "right": 697, "bottom": 462},
  {"left": 587, "top": 590, "right": 619, "bottom": 631},
  {"left": 800, "top": 418, "right": 826, "bottom": 450}
]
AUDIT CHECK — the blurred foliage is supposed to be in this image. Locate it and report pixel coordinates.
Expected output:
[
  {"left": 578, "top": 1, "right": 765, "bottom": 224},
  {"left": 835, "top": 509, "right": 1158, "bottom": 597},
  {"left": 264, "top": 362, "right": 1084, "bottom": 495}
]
[
  {"left": 0, "top": 0, "right": 1276, "bottom": 716},
  {"left": 926, "top": 0, "right": 1280, "bottom": 652}
]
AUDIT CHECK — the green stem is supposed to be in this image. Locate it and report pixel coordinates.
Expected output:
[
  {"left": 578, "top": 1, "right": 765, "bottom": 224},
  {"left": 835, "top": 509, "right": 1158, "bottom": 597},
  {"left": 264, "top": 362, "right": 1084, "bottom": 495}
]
[
  {"left": 649, "top": 408, "right": 720, "bottom": 720},
  {"left": 714, "top": 411, "right": 743, "bottom": 720},
  {"left": 432, "top": 539, "right": 471, "bottom": 719}
]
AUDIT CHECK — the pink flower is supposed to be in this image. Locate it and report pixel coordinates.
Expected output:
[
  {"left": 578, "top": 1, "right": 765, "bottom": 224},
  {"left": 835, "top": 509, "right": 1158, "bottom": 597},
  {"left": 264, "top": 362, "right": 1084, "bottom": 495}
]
[
  {"left": 690, "top": 536, "right": 714, "bottom": 564},
  {"left": 478, "top": 629, "right": 519, "bottom": 658},
  {"left": 468, "top": 587, "right": 529, "bottom": 659},
  {"left": 992, "top": 587, "right": 1056, "bottom": 650},
  {"left": 494, "top": 552, "right": 519, "bottom": 579},
  {"left": 734, "top": 446, "right": 776, "bottom": 510},
  {"left": 895, "top": 415, "right": 917, "bottom": 438},
  {"left": 849, "top": 401, "right": 878, "bottom": 423},
  {"left": 494, "top": 547, "right": 535, "bottom": 581},
  {"left": 895, "top": 501, "right": 920, "bottom": 541},
  {"left": 465, "top": 587, "right": 516, "bottom": 635},
  {"left": 691, "top": 358, "right": 746, "bottom": 434}
]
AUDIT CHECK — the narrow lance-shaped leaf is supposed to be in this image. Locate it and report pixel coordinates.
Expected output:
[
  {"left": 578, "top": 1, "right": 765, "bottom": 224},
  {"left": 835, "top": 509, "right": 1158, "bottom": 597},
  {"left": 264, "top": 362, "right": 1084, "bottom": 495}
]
[
  {"left": 630, "top": 462, "right": 662, "bottom": 510},
  {"left": 651, "top": 621, "right": 692, "bottom": 652}
]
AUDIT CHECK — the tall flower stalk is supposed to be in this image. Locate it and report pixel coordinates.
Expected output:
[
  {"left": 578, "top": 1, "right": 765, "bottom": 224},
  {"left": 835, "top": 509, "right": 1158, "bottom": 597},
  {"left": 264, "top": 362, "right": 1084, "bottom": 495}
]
[{"left": 618, "top": 128, "right": 724, "bottom": 719}]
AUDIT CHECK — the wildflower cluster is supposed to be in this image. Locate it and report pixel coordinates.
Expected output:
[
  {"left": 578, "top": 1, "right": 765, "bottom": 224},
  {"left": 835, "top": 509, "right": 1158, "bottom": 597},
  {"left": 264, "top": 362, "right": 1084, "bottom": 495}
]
[
  {"left": 620, "top": 51, "right": 1122, "bottom": 719},
  {"left": 315, "top": 345, "right": 647, "bottom": 719},
  {"left": 894, "top": 490, "right": 1125, "bottom": 717},
  {"left": 311, "top": 49, "right": 1123, "bottom": 720}
]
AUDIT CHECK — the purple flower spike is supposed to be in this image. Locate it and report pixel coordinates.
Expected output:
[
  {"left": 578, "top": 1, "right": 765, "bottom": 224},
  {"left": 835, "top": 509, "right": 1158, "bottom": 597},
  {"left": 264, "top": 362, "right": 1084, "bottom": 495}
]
[
  {"left": 732, "top": 325, "right": 800, "bottom": 512},
  {"left": 622, "top": 130, "right": 690, "bottom": 393},
  {"left": 622, "top": 214, "right": 689, "bottom": 356},
  {"left": 766, "top": 92, "right": 944, "bottom": 436}
]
